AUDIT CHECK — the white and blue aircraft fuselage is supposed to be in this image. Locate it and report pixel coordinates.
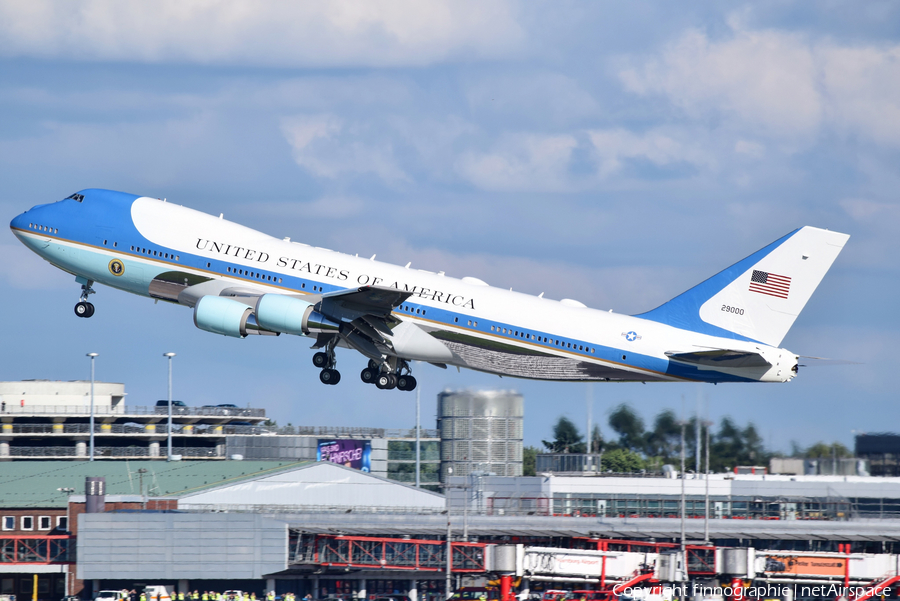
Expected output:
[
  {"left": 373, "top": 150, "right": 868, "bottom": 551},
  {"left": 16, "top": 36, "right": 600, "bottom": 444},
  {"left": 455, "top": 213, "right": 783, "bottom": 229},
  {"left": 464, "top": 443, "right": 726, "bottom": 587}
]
[{"left": 10, "top": 189, "right": 849, "bottom": 391}]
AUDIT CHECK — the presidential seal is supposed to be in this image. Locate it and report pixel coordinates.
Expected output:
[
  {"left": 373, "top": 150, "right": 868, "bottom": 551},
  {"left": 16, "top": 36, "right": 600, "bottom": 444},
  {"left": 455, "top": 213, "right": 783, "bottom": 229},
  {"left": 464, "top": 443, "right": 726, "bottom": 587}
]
[{"left": 108, "top": 259, "right": 125, "bottom": 276}]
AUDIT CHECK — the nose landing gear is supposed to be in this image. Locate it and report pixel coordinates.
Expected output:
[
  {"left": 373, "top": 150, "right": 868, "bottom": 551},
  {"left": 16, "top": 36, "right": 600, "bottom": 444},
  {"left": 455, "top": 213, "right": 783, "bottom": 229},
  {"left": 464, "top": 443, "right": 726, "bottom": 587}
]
[{"left": 74, "top": 278, "right": 96, "bottom": 318}]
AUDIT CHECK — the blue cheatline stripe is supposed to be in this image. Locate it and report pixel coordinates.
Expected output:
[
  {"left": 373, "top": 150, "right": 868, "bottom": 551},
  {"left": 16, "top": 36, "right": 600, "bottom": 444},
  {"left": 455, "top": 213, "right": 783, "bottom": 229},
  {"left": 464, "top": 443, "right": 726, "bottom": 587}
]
[{"left": 635, "top": 228, "right": 801, "bottom": 343}]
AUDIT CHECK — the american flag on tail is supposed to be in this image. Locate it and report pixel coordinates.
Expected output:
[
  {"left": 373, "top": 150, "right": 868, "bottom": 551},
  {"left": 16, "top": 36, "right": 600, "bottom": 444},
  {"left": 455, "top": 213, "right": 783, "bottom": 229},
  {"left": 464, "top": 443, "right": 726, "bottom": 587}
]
[{"left": 749, "top": 269, "right": 791, "bottom": 299}]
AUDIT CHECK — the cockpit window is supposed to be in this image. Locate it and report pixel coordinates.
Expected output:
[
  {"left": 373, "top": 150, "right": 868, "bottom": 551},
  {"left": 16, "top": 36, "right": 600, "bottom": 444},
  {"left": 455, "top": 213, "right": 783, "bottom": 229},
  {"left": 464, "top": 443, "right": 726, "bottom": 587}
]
[{"left": 65, "top": 193, "right": 85, "bottom": 202}]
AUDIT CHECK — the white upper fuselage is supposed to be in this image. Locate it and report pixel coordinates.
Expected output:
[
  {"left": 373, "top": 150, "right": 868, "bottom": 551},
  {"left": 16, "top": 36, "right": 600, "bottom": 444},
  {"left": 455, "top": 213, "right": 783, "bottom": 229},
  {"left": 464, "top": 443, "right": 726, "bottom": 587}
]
[{"left": 10, "top": 190, "right": 803, "bottom": 384}]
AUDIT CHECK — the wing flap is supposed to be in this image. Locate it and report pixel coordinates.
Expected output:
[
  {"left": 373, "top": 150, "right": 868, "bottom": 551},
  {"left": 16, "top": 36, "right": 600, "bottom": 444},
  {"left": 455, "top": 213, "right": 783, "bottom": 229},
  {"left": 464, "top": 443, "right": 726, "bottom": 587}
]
[{"left": 665, "top": 349, "right": 772, "bottom": 368}]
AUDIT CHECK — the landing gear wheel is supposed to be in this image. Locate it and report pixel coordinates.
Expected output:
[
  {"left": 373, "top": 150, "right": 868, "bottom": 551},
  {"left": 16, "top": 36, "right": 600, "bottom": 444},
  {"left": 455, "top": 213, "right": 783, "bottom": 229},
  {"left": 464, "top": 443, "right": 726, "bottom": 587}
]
[
  {"left": 312, "top": 352, "right": 329, "bottom": 368},
  {"left": 319, "top": 369, "right": 340, "bottom": 385},
  {"left": 360, "top": 368, "right": 377, "bottom": 384},
  {"left": 397, "top": 375, "right": 417, "bottom": 391},
  {"left": 74, "top": 302, "right": 94, "bottom": 318},
  {"left": 376, "top": 373, "right": 397, "bottom": 390},
  {"left": 367, "top": 359, "right": 379, "bottom": 370}
]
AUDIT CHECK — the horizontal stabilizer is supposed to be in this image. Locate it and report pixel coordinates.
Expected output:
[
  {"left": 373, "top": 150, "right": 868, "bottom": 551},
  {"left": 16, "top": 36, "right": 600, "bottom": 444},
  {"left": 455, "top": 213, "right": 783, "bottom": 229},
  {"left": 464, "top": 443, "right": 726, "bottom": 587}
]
[{"left": 666, "top": 349, "right": 771, "bottom": 368}]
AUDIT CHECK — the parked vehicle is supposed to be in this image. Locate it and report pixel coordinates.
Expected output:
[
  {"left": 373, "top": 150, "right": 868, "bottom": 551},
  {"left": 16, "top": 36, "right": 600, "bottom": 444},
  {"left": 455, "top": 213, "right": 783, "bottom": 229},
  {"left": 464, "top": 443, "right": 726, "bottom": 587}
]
[
  {"left": 95, "top": 591, "right": 126, "bottom": 601},
  {"left": 155, "top": 400, "right": 187, "bottom": 414}
]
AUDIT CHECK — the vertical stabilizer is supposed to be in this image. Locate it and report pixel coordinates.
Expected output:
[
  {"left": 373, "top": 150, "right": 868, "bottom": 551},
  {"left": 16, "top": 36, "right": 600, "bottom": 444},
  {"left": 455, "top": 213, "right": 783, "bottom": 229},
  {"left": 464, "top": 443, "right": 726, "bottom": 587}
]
[{"left": 638, "top": 226, "right": 849, "bottom": 346}]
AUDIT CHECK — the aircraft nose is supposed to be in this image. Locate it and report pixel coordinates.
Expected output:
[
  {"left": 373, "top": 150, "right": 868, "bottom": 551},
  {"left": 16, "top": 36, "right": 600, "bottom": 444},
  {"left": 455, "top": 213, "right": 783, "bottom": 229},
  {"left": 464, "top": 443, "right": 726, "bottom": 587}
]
[{"left": 10, "top": 210, "right": 30, "bottom": 237}]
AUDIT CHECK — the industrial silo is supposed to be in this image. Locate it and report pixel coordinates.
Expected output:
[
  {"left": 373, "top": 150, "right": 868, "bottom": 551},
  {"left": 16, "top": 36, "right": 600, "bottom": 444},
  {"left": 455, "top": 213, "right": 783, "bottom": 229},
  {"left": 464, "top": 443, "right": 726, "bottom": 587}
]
[{"left": 437, "top": 389, "right": 523, "bottom": 481}]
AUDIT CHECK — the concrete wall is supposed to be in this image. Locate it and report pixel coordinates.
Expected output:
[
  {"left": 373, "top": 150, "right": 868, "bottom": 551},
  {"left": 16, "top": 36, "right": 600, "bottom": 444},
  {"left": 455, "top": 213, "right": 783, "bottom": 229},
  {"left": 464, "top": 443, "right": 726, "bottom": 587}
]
[
  {"left": 76, "top": 513, "right": 286, "bottom": 580},
  {"left": 0, "top": 380, "right": 125, "bottom": 409}
]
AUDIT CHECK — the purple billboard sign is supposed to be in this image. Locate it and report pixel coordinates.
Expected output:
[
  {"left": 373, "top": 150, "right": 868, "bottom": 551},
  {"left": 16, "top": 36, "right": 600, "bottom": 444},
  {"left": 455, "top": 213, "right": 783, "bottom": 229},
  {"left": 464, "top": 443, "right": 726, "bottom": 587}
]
[{"left": 317, "top": 439, "right": 372, "bottom": 472}]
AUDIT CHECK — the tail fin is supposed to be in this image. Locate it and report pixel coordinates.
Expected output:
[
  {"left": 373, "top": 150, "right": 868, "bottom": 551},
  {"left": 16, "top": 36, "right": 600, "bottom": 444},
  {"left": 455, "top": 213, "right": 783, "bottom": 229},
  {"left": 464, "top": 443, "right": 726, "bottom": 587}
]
[{"left": 638, "top": 226, "right": 849, "bottom": 346}]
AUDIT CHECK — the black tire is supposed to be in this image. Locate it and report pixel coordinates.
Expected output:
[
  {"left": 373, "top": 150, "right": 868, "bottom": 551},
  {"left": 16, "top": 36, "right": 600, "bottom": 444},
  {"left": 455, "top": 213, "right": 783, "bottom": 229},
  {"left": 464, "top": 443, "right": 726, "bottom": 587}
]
[
  {"left": 332, "top": 370, "right": 341, "bottom": 385},
  {"left": 312, "top": 352, "right": 329, "bottom": 368},
  {"left": 319, "top": 369, "right": 338, "bottom": 385},
  {"left": 367, "top": 359, "right": 379, "bottom": 370},
  {"left": 375, "top": 374, "right": 390, "bottom": 389},
  {"left": 85, "top": 302, "right": 95, "bottom": 318},
  {"left": 74, "top": 302, "right": 89, "bottom": 318},
  {"left": 385, "top": 374, "right": 398, "bottom": 390},
  {"left": 360, "top": 368, "right": 377, "bottom": 384},
  {"left": 400, "top": 375, "right": 417, "bottom": 391}
]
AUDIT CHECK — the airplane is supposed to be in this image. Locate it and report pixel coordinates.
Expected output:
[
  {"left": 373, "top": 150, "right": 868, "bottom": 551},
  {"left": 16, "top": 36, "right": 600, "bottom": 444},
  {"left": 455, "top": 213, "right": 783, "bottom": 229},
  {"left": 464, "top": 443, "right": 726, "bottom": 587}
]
[{"left": 10, "top": 189, "right": 849, "bottom": 392}]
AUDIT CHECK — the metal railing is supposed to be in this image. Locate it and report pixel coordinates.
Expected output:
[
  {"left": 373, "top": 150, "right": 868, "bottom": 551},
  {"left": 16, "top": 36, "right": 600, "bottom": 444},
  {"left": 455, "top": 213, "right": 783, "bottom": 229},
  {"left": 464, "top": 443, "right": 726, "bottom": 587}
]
[
  {"left": 183, "top": 503, "right": 447, "bottom": 515},
  {"left": 1, "top": 423, "right": 273, "bottom": 435},
  {"left": 7, "top": 446, "right": 224, "bottom": 458},
  {"left": 0, "top": 405, "right": 265, "bottom": 417},
  {"left": 286, "top": 426, "right": 439, "bottom": 438}
]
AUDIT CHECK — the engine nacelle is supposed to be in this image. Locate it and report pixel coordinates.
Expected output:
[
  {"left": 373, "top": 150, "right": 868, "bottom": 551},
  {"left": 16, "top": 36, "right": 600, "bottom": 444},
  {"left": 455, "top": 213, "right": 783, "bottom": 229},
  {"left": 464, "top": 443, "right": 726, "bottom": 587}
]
[
  {"left": 255, "top": 294, "right": 340, "bottom": 336},
  {"left": 193, "top": 295, "right": 275, "bottom": 338}
]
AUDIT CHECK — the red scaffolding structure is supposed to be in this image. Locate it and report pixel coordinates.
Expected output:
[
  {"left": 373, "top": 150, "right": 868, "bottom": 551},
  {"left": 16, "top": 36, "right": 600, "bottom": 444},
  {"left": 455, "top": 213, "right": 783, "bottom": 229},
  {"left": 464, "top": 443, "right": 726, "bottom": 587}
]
[
  {"left": 0, "top": 535, "right": 73, "bottom": 564},
  {"left": 310, "top": 534, "right": 487, "bottom": 572}
]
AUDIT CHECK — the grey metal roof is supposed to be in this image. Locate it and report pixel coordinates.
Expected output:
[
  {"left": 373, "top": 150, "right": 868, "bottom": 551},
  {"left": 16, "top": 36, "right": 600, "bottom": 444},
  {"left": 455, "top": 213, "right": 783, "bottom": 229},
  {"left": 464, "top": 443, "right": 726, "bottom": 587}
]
[
  {"left": 0, "top": 459, "right": 309, "bottom": 508},
  {"left": 277, "top": 512, "right": 900, "bottom": 542}
]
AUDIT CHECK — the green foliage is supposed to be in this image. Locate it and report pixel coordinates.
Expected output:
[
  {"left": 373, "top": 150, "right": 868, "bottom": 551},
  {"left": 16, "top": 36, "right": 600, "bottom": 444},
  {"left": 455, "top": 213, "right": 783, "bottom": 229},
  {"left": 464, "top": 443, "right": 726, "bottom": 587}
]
[
  {"left": 523, "top": 445, "right": 540, "bottom": 476},
  {"left": 804, "top": 441, "right": 852, "bottom": 459},
  {"left": 539, "top": 403, "right": 812, "bottom": 474},
  {"left": 601, "top": 448, "right": 646, "bottom": 473},
  {"left": 542, "top": 416, "right": 585, "bottom": 453},
  {"left": 608, "top": 404, "right": 645, "bottom": 452}
]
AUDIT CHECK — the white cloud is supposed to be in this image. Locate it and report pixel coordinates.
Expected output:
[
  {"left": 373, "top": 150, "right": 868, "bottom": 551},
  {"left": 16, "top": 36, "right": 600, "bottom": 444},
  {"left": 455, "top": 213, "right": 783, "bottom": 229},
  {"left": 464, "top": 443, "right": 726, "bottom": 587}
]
[
  {"left": 619, "top": 25, "right": 822, "bottom": 137},
  {"left": 587, "top": 128, "right": 713, "bottom": 177},
  {"left": 734, "top": 139, "right": 765, "bottom": 158},
  {"left": 280, "top": 114, "right": 408, "bottom": 182},
  {"left": 0, "top": 0, "right": 524, "bottom": 67},
  {"left": 242, "top": 196, "right": 366, "bottom": 220},
  {"left": 455, "top": 133, "right": 579, "bottom": 192},
  {"left": 619, "top": 20, "right": 900, "bottom": 147}
]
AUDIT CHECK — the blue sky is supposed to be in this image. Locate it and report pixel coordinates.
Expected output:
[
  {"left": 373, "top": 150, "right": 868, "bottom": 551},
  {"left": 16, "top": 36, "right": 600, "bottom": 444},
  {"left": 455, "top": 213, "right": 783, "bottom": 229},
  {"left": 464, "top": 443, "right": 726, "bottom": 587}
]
[{"left": 1, "top": 1, "right": 898, "bottom": 453}]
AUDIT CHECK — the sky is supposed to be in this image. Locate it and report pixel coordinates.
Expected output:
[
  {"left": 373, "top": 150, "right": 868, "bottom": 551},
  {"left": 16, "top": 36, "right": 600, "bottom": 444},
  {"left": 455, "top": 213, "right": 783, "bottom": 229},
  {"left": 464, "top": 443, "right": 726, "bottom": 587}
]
[{"left": 1, "top": 1, "right": 898, "bottom": 454}]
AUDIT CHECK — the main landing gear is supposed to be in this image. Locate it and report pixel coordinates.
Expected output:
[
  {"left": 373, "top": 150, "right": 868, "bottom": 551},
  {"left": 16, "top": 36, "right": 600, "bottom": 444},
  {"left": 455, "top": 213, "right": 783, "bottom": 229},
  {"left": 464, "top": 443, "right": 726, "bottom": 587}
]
[
  {"left": 311, "top": 342, "right": 416, "bottom": 391},
  {"left": 360, "top": 359, "right": 417, "bottom": 391},
  {"left": 313, "top": 338, "right": 341, "bottom": 385},
  {"left": 74, "top": 279, "right": 96, "bottom": 318}
]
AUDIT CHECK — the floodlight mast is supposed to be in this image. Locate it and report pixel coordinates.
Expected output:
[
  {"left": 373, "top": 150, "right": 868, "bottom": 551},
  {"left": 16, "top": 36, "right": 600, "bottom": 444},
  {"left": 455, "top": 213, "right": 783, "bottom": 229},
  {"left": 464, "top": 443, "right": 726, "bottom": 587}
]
[{"left": 164, "top": 353, "right": 176, "bottom": 460}]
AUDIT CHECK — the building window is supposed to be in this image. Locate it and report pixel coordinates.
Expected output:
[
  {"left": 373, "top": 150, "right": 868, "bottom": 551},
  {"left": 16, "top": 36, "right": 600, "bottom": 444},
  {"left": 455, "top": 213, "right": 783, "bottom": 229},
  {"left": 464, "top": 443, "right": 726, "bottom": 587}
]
[
  {"left": 38, "top": 516, "right": 51, "bottom": 530},
  {"left": 1, "top": 516, "right": 13, "bottom": 531},
  {"left": 21, "top": 516, "right": 33, "bottom": 531},
  {"left": 56, "top": 516, "right": 68, "bottom": 530}
]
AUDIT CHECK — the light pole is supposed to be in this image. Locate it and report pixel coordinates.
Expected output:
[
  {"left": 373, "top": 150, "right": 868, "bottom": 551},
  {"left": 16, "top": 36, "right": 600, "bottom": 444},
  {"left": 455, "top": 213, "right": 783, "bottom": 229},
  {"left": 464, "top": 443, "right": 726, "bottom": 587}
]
[
  {"left": 86, "top": 353, "right": 98, "bottom": 461},
  {"left": 163, "top": 352, "right": 176, "bottom": 460},
  {"left": 680, "top": 419, "right": 686, "bottom": 552},
  {"left": 704, "top": 420, "right": 712, "bottom": 545},
  {"left": 415, "top": 375, "right": 421, "bottom": 488}
]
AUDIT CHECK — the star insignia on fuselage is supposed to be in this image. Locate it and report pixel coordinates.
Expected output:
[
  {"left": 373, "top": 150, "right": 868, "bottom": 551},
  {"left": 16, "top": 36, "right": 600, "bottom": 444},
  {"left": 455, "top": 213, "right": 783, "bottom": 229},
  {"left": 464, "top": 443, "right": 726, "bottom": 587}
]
[{"left": 622, "top": 331, "right": 641, "bottom": 342}]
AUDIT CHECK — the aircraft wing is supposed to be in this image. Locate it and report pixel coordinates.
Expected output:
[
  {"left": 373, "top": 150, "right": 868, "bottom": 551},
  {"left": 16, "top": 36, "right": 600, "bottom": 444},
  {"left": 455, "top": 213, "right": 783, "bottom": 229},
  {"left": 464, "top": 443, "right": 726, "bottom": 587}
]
[
  {"left": 320, "top": 286, "right": 412, "bottom": 322},
  {"left": 665, "top": 349, "right": 772, "bottom": 368}
]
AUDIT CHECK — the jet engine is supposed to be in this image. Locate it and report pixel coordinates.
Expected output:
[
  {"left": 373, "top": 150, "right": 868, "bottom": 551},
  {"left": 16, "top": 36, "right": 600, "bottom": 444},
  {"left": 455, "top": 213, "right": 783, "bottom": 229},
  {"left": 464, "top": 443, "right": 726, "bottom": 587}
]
[
  {"left": 193, "top": 295, "right": 275, "bottom": 338},
  {"left": 254, "top": 294, "right": 340, "bottom": 336}
]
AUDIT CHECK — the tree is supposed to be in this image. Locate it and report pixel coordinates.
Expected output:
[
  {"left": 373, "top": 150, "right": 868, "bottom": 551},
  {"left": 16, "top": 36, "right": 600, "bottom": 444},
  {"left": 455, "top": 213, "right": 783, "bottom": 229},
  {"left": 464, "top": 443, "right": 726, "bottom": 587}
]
[
  {"left": 542, "top": 416, "right": 585, "bottom": 453},
  {"left": 523, "top": 446, "right": 540, "bottom": 476},
  {"left": 602, "top": 448, "right": 646, "bottom": 473},
  {"left": 645, "top": 409, "right": 680, "bottom": 461},
  {"left": 805, "top": 442, "right": 852, "bottom": 459},
  {"left": 608, "top": 404, "right": 646, "bottom": 452}
]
